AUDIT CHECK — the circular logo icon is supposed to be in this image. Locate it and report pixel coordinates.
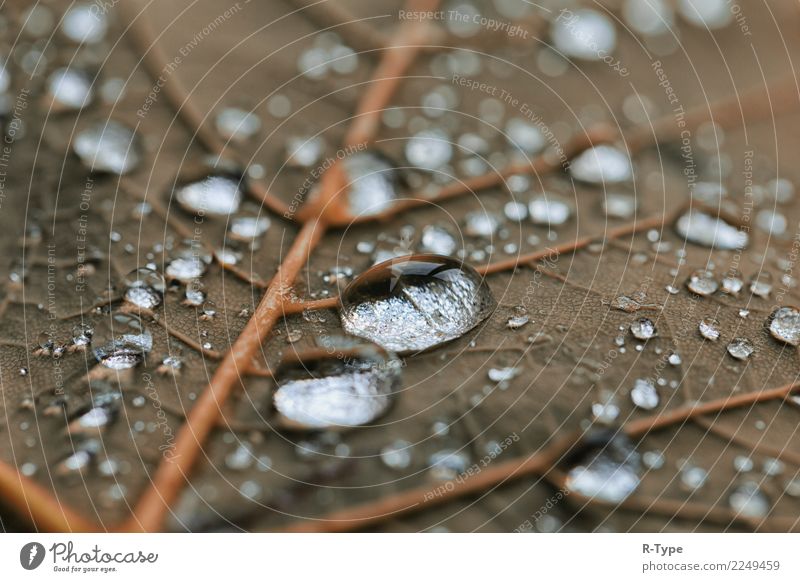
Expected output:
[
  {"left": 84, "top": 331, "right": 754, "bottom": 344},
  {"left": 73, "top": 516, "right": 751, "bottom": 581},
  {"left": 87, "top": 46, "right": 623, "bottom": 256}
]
[{"left": 20, "top": 542, "right": 46, "bottom": 570}]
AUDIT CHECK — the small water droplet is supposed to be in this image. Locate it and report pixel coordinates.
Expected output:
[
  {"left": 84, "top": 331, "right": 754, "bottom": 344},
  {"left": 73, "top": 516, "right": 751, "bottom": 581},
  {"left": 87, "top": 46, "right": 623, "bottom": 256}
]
[
  {"left": 47, "top": 67, "right": 93, "bottom": 110},
  {"left": 505, "top": 118, "right": 545, "bottom": 154},
  {"left": 506, "top": 315, "right": 530, "bottom": 330},
  {"left": 698, "top": 318, "right": 721, "bottom": 341},
  {"left": 529, "top": 195, "right": 572, "bottom": 226},
  {"left": 630, "top": 378, "right": 659, "bottom": 410},
  {"left": 630, "top": 317, "right": 657, "bottom": 340},
  {"left": 769, "top": 306, "right": 800, "bottom": 346},
  {"left": 675, "top": 210, "right": 748, "bottom": 250},
  {"left": 686, "top": 269, "right": 718, "bottom": 296},
  {"left": 229, "top": 216, "right": 270, "bottom": 241},
  {"left": 73, "top": 121, "right": 141, "bottom": 175},
  {"left": 428, "top": 449, "right": 470, "bottom": 481},
  {"left": 342, "top": 152, "right": 401, "bottom": 217},
  {"left": 340, "top": 255, "right": 495, "bottom": 354},
  {"left": 603, "top": 193, "right": 637, "bottom": 219},
  {"left": 551, "top": 9, "right": 617, "bottom": 61},
  {"left": 565, "top": 435, "right": 640, "bottom": 502},
  {"left": 174, "top": 172, "right": 243, "bottom": 217},
  {"left": 570, "top": 145, "right": 632, "bottom": 185},
  {"left": 727, "top": 337, "right": 754, "bottom": 361},
  {"left": 405, "top": 129, "right": 452, "bottom": 171},
  {"left": 380, "top": 439, "right": 413, "bottom": 470},
  {"left": 215, "top": 107, "right": 261, "bottom": 142},
  {"left": 728, "top": 481, "right": 769, "bottom": 518},
  {"left": 680, "top": 462, "right": 708, "bottom": 491},
  {"left": 464, "top": 211, "right": 500, "bottom": 237},
  {"left": 419, "top": 225, "right": 457, "bottom": 256},
  {"left": 92, "top": 313, "right": 153, "bottom": 369},
  {"left": 749, "top": 272, "right": 773, "bottom": 298}
]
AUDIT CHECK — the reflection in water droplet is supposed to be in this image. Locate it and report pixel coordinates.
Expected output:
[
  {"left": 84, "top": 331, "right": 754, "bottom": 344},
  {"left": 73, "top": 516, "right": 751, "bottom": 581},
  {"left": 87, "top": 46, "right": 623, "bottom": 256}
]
[
  {"left": 92, "top": 313, "right": 153, "bottom": 369},
  {"left": 175, "top": 173, "right": 243, "bottom": 217},
  {"left": 566, "top": 435, "right": 640, "bottom": 503},
  {"left": 769, "top": 307, "right": 800, "bottom": 346},
  {"left": 729, "top": 481, "right": 769, "bottom": 518},
  {"left": 675, "top": 210, "right": 748, "bottom": 250},
  {"left": 273, "top": 343, "right": 401, "bottom": 429},
  {"left": 73, "top": 121, "right": 141, "bottom": 175},
  {"left": 570, "top": 145, "right": 632, "bottom": 185},
  {"left": 686, "top": 269, "right": 718, "bottom": 296},
  {"left": 340, "top": 255, "right": 495, "bottom": 353},
  {"left": 727, "top": 337, "right": 754, "bottom": 361}
]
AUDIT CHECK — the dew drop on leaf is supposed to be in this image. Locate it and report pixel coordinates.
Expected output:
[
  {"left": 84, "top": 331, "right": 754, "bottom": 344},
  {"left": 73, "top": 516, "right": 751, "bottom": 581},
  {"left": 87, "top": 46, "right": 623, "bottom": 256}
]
[
  {"left": 769, "top": 306, "right": 800, "bottom": 346},
  {"left": 339, "top": 254, "right": 495, "bottom": 353},
  {"left": 73, "top": 121, "right": 141, "bottom": 175},
  {"left": 727, "top": 337, "right": 754, "bottom": 361},
  {"left": 92, "top": 313, "right": 153, "bottom": 370},
  {"left": 674, "top": 210, "right": 748, "bottom": 250}
]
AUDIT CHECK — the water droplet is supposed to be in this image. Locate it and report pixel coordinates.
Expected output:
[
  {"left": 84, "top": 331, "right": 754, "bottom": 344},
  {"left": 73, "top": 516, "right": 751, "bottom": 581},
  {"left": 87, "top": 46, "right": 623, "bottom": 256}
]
[
  {"left": 678, "top": 0, "right": 732, "bottom": 30},
  {"left": 698, "top": 318, "right": 721, "bottom": 341},
  {"left": 551, "top": 9, "right": 617, "bottom": 61},
  {"left": 675, "top": 210, "right": 748, "bottom": 250},
  {"left": 592, "top": 390, "right": 620, "bottom": 424},
  {"left": 285, "top": 135, "right": 324, "bottom": 168},
  {"left": 229, "top": 216, "right": 270, "bottom": 241},
  {"left": 643, "top": 450, "right": 666, "bottom": 470},
  {"left": 273, "top": 344, "right": 401, "bottom": 429},
  {"left": 630, "top": 378, "right": 659, "bottom": 410},
  {"left": 686, "top": 269, "right": 718, "bottom": 296},
  {"left": 668, "top": 353, "right": 682, "bottom": 365},
  {"left": 571, "top": 145, "right": 632, "bottom": 185},
  {"left": 47, "top": 67, "right": 93, "bottom": 110},
  {"left": 623, "top": 0, "right": 673, "bottom": 36},
  {"left": 419, "top": 225, "right": 457, "bottom": 256},
  {"left": 630, "top": 317, "right": 657, "bottom": 340},
  {"left": 225, "top": 442, "right": 254, "bottom": 471},
  {"left": 729, "top": 481, "right": 769, "bottom": 519},
  {"left": 380, "top": 439, "right": 413, "bottom": 470},
  {"left": 92, "top": 313, "right": 153, "bottom": 369},
  {"left": 507, "top": 315, "right": 530, "bottom": 329},
  {"left": 734, "top": 455, "right": 754, "bottom": 473},
  {"left": 215, "top": 107, "right": 261, "bottom": 142},
  {"left": 175, "top": 173, "right": 243, "bottom": 217},
  {"left": 603, "top": 193, "right": 637, "bottom": 219},
  {"left": 61, "top": 3, "right": 108, "bottom": 44},
  {"left": 67, "top": 392, "right": 121, "bottom": 436},
  {"left": 428, "top": 449, "right": 469, "bottom": 481},
  {"left": 464, "top": 211, "right": 500, "bottom": 237},
  {"left": 342, "top": 152, "right": 401, "bottom": 217},
  {"left": 769, "top": 306, "right": 800, "bottom": 346},
  {"left": 488, "top": 367, "right": 518, "bottom": 382},
  {"left": 503, "top": 201, "right": 528, "bottom": 222},
  {"left": 565, "top": 435, "right": 640, "bottom": 502},
  {"left": 340, "top": 255, "right": 495, "bottom": 354},
  {"left": 721, "top": 271, "right": 744, "bottom": 295},
  {"left": 505, "top": 118, "right": 545, "bottom": 154},
  {"left": 73, "top": 121, "right": 141, "bottom": 175},
  {"left": 763, "top": 458, "right": 785, "bottom": 476},
  {"left": 72, "top": 323, "right": 93, "bottom": 346},
  {"left": 123, "top": 267, "right": 165, "bottom": 309},
  {"left": 528, "top": 195, "right": 572, "bottom": 226},
  {"left": 54, "top": 440, "right": 100, "bottom": 478},
  {"left": 680, "top": 462, "right": 708, "bottom": 491},
  {"left": 405, "top": 129, "right": 453, "bottom": 171},
  {"left": 749, "top": 272, "right": 773, "bottom": 298},
  {"left": 727, "top": 337, "right": 754, "bottom": 361}
]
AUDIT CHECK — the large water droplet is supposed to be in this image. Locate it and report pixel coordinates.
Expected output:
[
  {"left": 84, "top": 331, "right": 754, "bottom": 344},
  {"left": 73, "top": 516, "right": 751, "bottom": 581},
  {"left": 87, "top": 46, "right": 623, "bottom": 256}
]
[
  {"left": 551, "top": 9, "right": 617, "bottom": 61},
  {"left": 675, "top": 210, "right": 748, "bottom": 250},
  {"left": 73, "top": 121, "right": 141, "bottom": 175},
  {"left": 273, "top": 344, "right": 402, "bottom": 429},
  {"left": 698, "top": 317, "right": 721, "bottom": 341},
  {"left": 92, "top": 313, "right": 153, "bottom": 369},
  {"left": 630, "top": 317, "right": 657, "bottom": 340},
  {"left": 174, "top": 173, "right": 243, "bottom": 217},
  {"left": 340, "top": 254, "right": 495, "bottom": 354},
  {"left": 570, "top": 145, "right": 632, "bottom": 185},
  {"left": 769, "top": 307, "right": 800, "bottom": 346},
  {"left": 61, "top": 3, "right": 108, "bottom": 44},
  {"left": 565, "top": 435, "right": 640, "bottom": 503}
]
